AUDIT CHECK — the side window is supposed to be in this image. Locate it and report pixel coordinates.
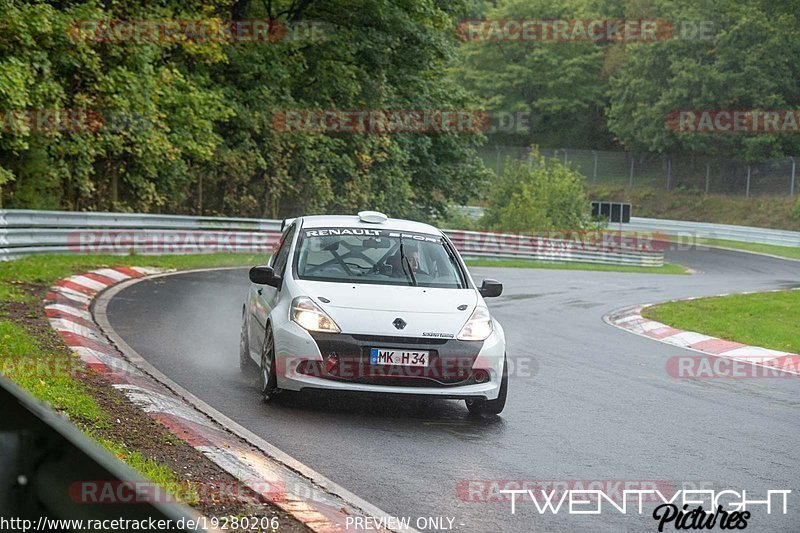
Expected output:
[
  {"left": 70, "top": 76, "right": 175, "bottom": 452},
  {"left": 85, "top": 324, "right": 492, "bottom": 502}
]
[{"left": 271, "top": 224, "right": 296, "bottom": 277}]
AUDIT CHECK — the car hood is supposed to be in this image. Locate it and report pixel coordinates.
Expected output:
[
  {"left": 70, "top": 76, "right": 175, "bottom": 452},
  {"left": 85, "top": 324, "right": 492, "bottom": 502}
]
[{"left": 293, "top": 280, "right": 478, "bottom": 337}]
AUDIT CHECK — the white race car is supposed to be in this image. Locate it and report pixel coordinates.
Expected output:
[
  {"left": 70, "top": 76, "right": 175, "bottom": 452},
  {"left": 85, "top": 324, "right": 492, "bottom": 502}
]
[{"left": 239, "top": 211, "right": 507, "bottom": 414}]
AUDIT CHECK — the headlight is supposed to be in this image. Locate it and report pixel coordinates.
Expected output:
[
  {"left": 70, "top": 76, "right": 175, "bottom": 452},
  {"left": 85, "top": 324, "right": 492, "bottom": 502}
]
[
  {"left": 291, "top": 296, "right": 341, "bottom": 333},
  {"left": 457, "top": 306, "right": 493, "bottom": 341}
]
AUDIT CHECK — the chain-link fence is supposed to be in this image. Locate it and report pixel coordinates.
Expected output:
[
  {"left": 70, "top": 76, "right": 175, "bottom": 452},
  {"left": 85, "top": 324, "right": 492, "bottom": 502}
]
[{"left": 478, "top": 145, "right": 798, "bottom": 197}]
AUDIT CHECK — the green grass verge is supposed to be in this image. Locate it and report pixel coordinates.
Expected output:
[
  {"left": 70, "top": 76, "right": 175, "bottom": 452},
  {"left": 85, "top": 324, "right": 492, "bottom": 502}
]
[
  {"left": 0, "top": 320, "right": 105, "bottom": 421},
  {"left": 0, "top": 318, "right": 190, "bottom": 493},
  {"left": 643, "top": 290, "right": 800, "bottom": 354},
  {"left": 0, "top": 253, "right": 264, "bottom": 304},
  {"left": 465, "top": 258, "right": 688, "bottom": 274},
  {"left": 0, "top": 253, "right": 263, "bottom": 490}
]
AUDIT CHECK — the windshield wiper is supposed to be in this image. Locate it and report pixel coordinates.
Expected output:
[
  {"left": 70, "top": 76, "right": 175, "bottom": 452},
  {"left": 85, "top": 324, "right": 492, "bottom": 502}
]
[{"left": 399, "top": 235, "right": 417, "bottom": 286}]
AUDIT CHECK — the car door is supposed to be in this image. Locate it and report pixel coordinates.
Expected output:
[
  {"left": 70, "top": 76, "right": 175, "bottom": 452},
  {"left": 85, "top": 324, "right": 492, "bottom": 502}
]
[{"left": 249, "top": 223, "right": 296, "bottom": 355}]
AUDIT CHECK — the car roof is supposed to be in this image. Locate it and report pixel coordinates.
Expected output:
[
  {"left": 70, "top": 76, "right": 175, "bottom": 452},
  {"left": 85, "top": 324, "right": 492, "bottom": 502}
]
[{"left": 297, "top": 215, "right": 443, "bottom": 236}]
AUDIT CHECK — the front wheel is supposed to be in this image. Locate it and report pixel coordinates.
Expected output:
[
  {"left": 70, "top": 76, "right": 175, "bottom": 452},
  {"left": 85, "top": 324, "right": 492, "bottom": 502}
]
[
  {"left": 466, "top": 354, "right": 508, "bottom": 415},
  {"left": 259, "top": 324, "right": 281, "bottom": 402}
]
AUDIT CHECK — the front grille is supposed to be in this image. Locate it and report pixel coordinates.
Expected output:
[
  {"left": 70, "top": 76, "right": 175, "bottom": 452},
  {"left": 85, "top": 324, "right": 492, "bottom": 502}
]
[
  {"left": 332, "top": 375, "right": 477, "bottom": 387},
  {"left": 351, "top": 334, "right": 449, "bottom": 345},
  {"left": 307, "top": 332, "right": 484, "bottom": 388}
]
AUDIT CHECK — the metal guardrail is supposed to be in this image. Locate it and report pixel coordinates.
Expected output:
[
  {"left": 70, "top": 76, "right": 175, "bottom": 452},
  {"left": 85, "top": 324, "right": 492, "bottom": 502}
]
[
  {"left": 0, "top": 375, "right": 205, "bottom": 530},
  {"left": 0, "top": 209, "right": 280, "bottom": 231},
  {"left": 454, "top": 205, "right": 800, "bottom": 249},
  {"left": 446, "top": 230, "right": 663, "bottom": 267},
  {"left": 0, "top": 210, "right": 283, "bottom": 260},
  {"left": 0, "top": 209, "right": 664, "bottom": 266},
  {"left": 626, "top": 217, "right": 800, "bottom": 247}
]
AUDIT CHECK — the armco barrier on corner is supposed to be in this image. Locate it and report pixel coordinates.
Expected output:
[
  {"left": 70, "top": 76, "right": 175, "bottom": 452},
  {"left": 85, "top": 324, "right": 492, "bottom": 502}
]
[
  {"left": 0, "top": 209, "right": 664, "bottom": 266},
  {"left": 0, "top": 375, "right": 205, "bottom": 530},
  {"left": 453, "top": 205, "right": 800, "bottom": 249},
  {"left": 626, "top": 217, "right": 800, "bottom": 248}
]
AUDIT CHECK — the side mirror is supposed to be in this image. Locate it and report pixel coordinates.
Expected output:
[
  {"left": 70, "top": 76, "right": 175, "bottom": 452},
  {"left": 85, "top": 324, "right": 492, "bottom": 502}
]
[
  {"left": 479, "top": 279, "right": 503, "bottom": 298},
  {"left": 249, "top": 266, "right": 282, "bottom": 289}
]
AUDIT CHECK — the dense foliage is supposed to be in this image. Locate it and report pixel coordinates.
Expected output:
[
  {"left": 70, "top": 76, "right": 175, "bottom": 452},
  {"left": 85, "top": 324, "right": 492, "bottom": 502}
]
[
  {"left": 459, "top": 0, "right": 800, "bottom": 161},
  {"left": 481, "top": 147, "right": 590, "bottom": 231},
  {"left": 606, "top": 0, "right": 800, "bottom": 162},
  {"left": 3, "top": 0, "right": 798, "bottom": 220},
  {"left": 0, "top": 0, "right": 489, "bottom": 218}
]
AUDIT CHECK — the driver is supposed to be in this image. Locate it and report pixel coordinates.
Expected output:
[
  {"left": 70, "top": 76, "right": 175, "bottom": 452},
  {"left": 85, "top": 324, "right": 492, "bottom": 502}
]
[
  {"left": 405, "top": 247, "right": 421, "bottom": 273},
  {"left": 389, "top": 245, "right": 421, "bottom": 276}
]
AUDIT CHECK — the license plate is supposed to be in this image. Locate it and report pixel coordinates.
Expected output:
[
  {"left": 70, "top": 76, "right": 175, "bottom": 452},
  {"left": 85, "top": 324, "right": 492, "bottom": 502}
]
[{"left": 370, "top": 348, "right": 429, "bottom": 367}]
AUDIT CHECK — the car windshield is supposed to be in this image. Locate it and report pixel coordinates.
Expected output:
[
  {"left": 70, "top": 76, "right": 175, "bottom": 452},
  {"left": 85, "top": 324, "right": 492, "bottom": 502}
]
[{"left": 295, "top": 227, "right": 466, "bottom": 288}]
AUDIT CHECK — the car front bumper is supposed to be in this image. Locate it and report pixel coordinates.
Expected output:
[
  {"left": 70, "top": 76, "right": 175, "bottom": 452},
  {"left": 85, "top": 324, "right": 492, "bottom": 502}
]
[{"left": 272, "top": 320, "right": 506, "bottom": 400}]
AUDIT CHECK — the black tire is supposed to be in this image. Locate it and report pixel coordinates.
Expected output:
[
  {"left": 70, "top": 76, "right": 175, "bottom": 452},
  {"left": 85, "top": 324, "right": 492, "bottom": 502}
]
[
  {"left": 259, "top": 324, "right": 281, "bottom": 402},
  {"left": 239, "top": 309, "right": 256, "bottom": 375},
  {"left": 466, "top": 354, "right": 508, "bottom": 415}
]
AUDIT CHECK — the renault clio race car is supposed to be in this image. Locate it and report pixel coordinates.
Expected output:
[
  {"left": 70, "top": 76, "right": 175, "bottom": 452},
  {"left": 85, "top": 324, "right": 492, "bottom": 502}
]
[{"left": 238, "top": 211, "right": 507, "bottom": 414}]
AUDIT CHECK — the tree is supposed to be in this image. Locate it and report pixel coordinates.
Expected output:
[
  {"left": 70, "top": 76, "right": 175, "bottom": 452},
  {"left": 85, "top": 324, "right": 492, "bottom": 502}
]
[
  {"left": 0, "top": 0, "right": 491, "bottom": 220},
  {"left": 607, "top": 0, "right": 800, "bottom": 162},
  {"left": 456, "top": 0, "right": 616, "bottom": 149},
  {"left": 481, "top": 147, "right": 590, "bottom": 231}
]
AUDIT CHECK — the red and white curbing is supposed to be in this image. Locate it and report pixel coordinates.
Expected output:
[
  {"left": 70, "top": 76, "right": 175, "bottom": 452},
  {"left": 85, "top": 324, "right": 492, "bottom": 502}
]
[
  {"left": 606, "top": 299, "right": 800, "bottom": 376},
  {"left": 45, "top": 266, "right": 397, "bottom": 532}
]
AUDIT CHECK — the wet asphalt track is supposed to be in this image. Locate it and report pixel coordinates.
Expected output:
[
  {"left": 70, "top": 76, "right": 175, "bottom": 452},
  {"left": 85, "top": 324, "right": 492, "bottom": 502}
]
[{"left": 106, "top": 247, "right": 800, "bottom": 532}]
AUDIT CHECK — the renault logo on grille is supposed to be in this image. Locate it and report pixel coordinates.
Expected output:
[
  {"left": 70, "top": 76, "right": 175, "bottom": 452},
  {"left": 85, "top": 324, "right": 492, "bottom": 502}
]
[{"left": 392, "top": 318, "right": 407, "bottom": 330}]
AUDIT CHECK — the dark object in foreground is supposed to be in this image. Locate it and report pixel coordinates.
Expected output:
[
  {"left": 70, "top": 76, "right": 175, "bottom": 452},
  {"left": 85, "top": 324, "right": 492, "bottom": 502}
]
[{"left": 0, "top": 375, "right": 204, "bottom": 531}]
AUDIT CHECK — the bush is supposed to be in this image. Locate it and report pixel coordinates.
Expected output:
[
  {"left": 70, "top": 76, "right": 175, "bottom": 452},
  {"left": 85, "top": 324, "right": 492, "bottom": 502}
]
[
  {"left": 481, "top": 147, "right": 591, "bottom": 232},
  {"left": 434, "top": 206, "right": 481, "bottom": 231}
]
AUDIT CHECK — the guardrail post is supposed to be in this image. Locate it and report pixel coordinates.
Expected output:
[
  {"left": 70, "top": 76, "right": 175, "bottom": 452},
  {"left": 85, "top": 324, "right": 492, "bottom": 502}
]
[
  {"left": 746, "top": 165, "right": 751, "bottom": 198},
  {"left": 705, "top": 163, "right": 710, "bottom": 194}
]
